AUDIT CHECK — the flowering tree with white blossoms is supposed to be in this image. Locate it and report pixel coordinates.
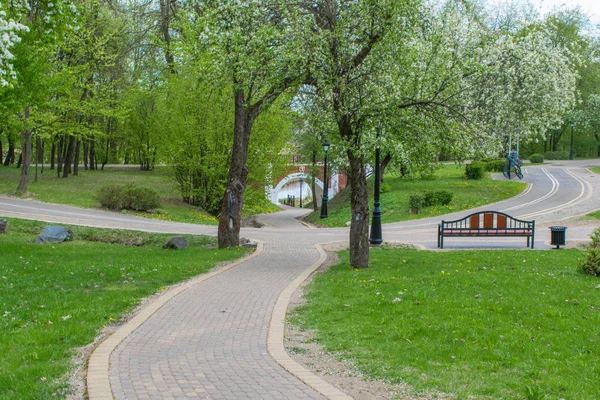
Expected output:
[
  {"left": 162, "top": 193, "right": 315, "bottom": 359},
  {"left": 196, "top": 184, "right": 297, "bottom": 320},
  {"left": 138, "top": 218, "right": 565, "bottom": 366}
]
[{"left": 0, "top": 7, "right": 27, "bottom": 87}]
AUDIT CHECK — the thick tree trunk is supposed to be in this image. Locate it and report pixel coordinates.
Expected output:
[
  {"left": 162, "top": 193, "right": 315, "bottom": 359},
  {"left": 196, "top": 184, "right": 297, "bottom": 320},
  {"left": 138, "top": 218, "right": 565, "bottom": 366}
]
[
  {"left": 380, "top": 153, "right": 391, "bottom": 183},
  {"left": 89, "top": 136, "right": 96, "bottom": 170},
  {"left": 347, "top": 150, "right": 370, "bottom": 269},
  {"left": 218, "top": 90, "right": 254, "bottom": 248},
  {"left": 63, "top": 135, "right": 75, "bottom": 178},
  {"left": 17, "top": 106, "right": 32, "bottom": 192},
  {"left": 73, "top": 139, "right": 81, "bottom": 176},
  {"left": 83, "top": 141, "right": 89, "bottom": 170}
]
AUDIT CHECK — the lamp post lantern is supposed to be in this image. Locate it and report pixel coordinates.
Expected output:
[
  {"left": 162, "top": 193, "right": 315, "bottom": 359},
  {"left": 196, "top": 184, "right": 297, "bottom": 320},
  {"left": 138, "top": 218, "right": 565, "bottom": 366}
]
[
  {"left": 569, "top": 121, "right": 575, "bottom": 160},
  {"left": 320, "top": 142, "right": 330, "bottom": 219},
  {"left": 369, "top": 130, "right": 383, "bottom": 245},
  {"left": 299, "top": 178, "right": 303, "bottom": 208}
]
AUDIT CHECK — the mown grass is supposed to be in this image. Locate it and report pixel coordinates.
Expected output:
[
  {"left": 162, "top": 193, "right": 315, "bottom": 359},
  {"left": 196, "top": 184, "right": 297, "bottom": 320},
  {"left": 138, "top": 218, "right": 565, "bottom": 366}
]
[
  {"left": 0, "top": 218, "right": 247, "bottom": 399},
  {"left": 0, "top": 166, "right": 279, "bottom": 224},
  {"left": 305, "top": 164, "right": 526, "bottom": 227},
  {"left": 583, "top": 167, "right": 600, "bottom": 220},
  {"left": 290, "top": 247, "right": 600, "bottom": 399}
]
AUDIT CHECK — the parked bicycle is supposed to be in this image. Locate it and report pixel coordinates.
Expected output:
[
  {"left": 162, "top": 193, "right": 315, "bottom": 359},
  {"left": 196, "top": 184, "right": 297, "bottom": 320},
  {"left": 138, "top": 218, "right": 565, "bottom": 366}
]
[{"left": 502, "top": 151, "right": 523, "bottom": 180}]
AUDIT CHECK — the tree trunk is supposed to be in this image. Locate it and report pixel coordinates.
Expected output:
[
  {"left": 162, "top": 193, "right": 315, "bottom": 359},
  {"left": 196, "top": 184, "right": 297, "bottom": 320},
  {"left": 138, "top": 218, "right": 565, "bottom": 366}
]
[
  {"left": 83, "top": 140, "right": 89, "bottom": 170},
  {"left": 57, "top": 135, "right": 64, "bottom": 176},
  {"left": 347, "top": 150, "right": 370, "bottom": 269},
  {"left": 89, "top": 136, "right": 96, "bottom": 170},
  {"left": 73, "top": 139, "right": 81, "bottom": 176},
  {"left": 0, "top": 134, "right": 3, "bottom": 165},
  {"left": 380, "top": 153, "right": 392, "bottom": 183},
  {"left": 50, "top": 140, "right": 55, "bottom": 170},
  {"left": 3, "top": 137, "right": 15, "bottom": 166},
  {"left": 311, "top": 150, "right": 318, "bottom": 211},
  {"left": 218, "top": 90, "right": 254, "bottom": 248},
  {"left": 63, "top": 135, "right": 75, "bottom": 178},
  {"left": 17, "top": 105, "right": 32, "bottom": 192}
]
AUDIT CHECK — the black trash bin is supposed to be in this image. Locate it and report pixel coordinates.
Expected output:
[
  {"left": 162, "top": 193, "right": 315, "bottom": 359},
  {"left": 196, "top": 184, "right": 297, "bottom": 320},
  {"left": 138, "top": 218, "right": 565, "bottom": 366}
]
[{"left": 549, "top": 226, "right": 567, "bottom": 249}]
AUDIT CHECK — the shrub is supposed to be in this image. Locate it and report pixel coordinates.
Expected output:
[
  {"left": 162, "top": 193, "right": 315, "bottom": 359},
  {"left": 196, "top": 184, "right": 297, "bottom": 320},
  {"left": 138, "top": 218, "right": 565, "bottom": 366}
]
[
  {"left": 465, "top": 162, "right": 485, "bottom": 180},
  {"left": 97, "top": 184, "right": 160, "bottom": 212},
  {"left": 408, "top": 193, "right": 425, "bottom": 213},
  {"left": 380, "top": 182, "right": 391, "bottom": 193},
  {"left": 544, "top": 151, "right": 569, "bottom": 160},
  {"left": 424, "top": 190, "right": 453, "bottom": 207},
  {"left": 579, "top": 228, "right": 600, "bottom": 277},
  {"left": 529, "top": 153, "right": 544, "bottom": 164}
]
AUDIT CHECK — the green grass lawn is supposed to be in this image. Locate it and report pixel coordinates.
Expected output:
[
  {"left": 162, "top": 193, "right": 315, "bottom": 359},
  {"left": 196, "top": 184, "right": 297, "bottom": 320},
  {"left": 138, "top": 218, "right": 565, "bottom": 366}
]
[
  {"left": 290, "top": 246, "right": 600, "bottom": 399},
  {"left": 0, "top": 218, "right": 247, "bottom": 399},
  {"left": 0, "top": 166, "right": 278, "bottom": 224},
  {"left": 305, "top": 165, "right": 527, "bottom": 227}
]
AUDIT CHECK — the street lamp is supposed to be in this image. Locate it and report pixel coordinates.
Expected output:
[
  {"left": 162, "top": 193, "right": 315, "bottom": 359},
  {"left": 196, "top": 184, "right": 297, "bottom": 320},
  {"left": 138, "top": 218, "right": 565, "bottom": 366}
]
[
  {"left": 320, "top": 141, "right": 330, "bottom": 219},
  {"left": 299, "top": 178, "right": 303, "bottom": 208},
  {"left": 369, "top": 130, "right": 383, "bottom": 245},
  {"left": 569, "top": 121, "right": 575, "bottom": 160}
]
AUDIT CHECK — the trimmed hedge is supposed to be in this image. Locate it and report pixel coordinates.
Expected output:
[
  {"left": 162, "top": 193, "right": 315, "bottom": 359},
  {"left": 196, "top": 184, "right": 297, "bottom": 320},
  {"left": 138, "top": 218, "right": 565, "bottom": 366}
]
[
  {"left": 424, "top": 190, "right": 453, "bottom": 207},
  {"left": 465, "top": 162, "right": 485, "bottom": 180},
  {"left": 97, "top": 184, "right": 160, "bottom": 212},
  {"left": 408, "top": 193, "right": 425, "bottom": 213},
  {"left": 544, "top": 151, "right": 569, "bottom": 160},
  {"left": 529, "top": 153, "right": 544, "bottom": 164}
]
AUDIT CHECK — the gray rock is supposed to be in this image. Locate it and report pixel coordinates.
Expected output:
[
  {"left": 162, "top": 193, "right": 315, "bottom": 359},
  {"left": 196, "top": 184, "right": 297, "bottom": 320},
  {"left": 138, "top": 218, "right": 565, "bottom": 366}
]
[
  {"left": 240, "top": 237, "right": 257, "bottom": 249},
  {"left": 0, "top": 219, "right": 7, "bottom": 234},
  {"left": 36, "top": 226, "right": 74, "bottom": 244},
  {"left": 164, "top": 236, "right": 189, "bottom": 250}
]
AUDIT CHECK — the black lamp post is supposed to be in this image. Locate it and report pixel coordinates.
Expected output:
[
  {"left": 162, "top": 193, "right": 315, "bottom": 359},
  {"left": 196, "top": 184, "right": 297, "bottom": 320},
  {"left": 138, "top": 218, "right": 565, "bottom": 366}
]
[
  {"left": 299, "top": 178, "right": 303, "bottom": 208},
  {"left": 369, "top": 130, "right": 383, "bottom": 245},
  {"left": 320, "top": 141, "right": 330, "bottom": 219},
  {"left": 569, "top": 121, "right": 575, "bottom": 160}
]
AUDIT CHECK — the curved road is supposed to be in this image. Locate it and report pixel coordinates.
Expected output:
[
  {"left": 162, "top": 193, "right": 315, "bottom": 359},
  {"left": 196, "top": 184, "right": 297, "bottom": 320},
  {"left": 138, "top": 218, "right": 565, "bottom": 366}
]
[{"left": 1, "top": 161, "right": 600, "bottom": 399}]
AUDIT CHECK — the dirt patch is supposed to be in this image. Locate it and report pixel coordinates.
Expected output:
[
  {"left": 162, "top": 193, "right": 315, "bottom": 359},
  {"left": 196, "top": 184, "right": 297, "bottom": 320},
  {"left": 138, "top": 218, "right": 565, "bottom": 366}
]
[{"left": 285, "top": 250, "right": 451, "bottom": 400}]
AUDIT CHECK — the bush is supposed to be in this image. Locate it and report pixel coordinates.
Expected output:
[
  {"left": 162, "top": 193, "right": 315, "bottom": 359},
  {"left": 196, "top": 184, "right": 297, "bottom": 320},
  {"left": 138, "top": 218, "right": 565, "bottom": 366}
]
[
  {"left": 380, "top": 182, "right": 391, "bottom": 193},
  {"left": 465, "top": 162, "right": 485, "bottom": 180},
  {"left": 579, "top": 228, "right": 600, "bottom": 277},
  {"left": 424, "top": 190, "right": 453, "bottom": 207},
  {"left": 529, "top": 153, "right": 544, "bottom": 164},
  {"left": 544, "top": 151, "right": 569, "bottom": 160},
  {"left": 97, "top": 184, "right": 160, "bottom": 212},
  {"left": 484, "top": 159, "right": 506, "bottom": 172},
  {"left": 408, "top": 193, "right": 425, "bottom": 213}
]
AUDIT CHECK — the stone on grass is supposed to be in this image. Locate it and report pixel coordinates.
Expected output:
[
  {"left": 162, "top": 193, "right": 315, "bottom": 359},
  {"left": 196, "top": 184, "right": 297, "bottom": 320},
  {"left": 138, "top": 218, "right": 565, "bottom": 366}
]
[
  {"left": 0, "top": 219, "right": 7, "bottom": 234},
  {"left": 36, "top": 226, "right": 74, "bottom": 244},
  {"left": 163, "top": 236, "right": 188, "bottom": 250},
  {"left": 240, "top": 237, "right": 257, "bottom": 249}
]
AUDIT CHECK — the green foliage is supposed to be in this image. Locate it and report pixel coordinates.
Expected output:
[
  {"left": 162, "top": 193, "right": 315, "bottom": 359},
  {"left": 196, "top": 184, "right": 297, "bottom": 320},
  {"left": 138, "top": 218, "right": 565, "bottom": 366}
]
[
  {"left": 579, "top": 227, "right": 600, "bottom": 277},
  {"left": 380, "top": 182, "right": 391, "bottom": 193},
  {"left": 408, "top": 193, "right": 425, "bottom": 213},
  {"left": 482, "top": 159, "right": 505, "bottom": 172},
  {"left": 424, "top": 190, "right": 453, "bottom": 207},
  {"left": 291, "top": 247, "right": 599, "bottom": 398},
  {"left": 0, "top": 218, "right": 245, "bottom": 400},
  {"left": 465, "top": 162, "right": 485, "bottom": 180},
  {"left": 544, "top": 151, "right": 570, "bottom": 160},
  {"left": 529, "top": 153, "right": 544, "bottom": 163},
  {"left": 96, "top": 184, "right": 160, "bottom": 212}
]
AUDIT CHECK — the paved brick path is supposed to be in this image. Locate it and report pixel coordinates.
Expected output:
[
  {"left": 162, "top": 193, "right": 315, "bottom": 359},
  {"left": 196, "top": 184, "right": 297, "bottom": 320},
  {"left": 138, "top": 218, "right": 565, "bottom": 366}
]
[{"left": 108, "top": 216, "right": 331, "bottom": 399}]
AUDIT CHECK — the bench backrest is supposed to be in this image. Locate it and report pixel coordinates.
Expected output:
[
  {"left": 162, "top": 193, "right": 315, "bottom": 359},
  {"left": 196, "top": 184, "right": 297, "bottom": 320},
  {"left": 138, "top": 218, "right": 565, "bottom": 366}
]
[{"left": 444, "top": 211, "right": 533, "bottom": 230}]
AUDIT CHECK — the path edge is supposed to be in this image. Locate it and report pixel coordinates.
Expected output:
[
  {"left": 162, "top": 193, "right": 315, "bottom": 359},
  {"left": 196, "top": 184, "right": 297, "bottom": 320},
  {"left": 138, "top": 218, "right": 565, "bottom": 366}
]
[
  {"left": 267, "top": 243, "right": 353, "bottom": 400},
  {"left": 86, "top": 242, "right": 265, "bottom": 400}
]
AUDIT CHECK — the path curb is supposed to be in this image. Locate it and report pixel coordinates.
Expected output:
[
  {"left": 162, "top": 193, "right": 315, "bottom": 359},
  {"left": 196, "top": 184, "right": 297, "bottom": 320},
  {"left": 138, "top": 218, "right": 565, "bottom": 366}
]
[
  {"left": 267, "top": 243, "right": 353, "bottom": 400},
  {"left": 86, "top": 243, "right": 265, "bottom": 400}
]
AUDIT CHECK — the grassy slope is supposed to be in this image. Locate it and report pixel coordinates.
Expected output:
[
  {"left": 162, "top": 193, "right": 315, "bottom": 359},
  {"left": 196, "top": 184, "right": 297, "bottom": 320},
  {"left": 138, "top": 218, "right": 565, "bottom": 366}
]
[
  {"left": 0, "top": 166, "right": 278, "bottom": 224},
  {"left": 305, "top": 164, "right": 527, "bottom": 227},
  {"left": 0, "top": 218, "right": 247, "bottom": 399},
  {"left": 291, "top": 247, "right": 600, "bottom": 399}
]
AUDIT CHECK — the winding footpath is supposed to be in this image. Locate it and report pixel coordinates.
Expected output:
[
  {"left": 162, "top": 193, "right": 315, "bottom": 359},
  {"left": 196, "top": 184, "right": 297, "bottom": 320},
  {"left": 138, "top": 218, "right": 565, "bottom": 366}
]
[{"left": 2, "top": 161, "right": 600, "bottom": 399}]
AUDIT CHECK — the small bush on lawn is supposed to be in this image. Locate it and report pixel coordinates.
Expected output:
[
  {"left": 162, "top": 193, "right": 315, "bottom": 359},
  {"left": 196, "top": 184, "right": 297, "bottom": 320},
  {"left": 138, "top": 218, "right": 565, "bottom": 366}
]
[
  {"left": 484, "top": 159, "right": 506, "bottom": 172},
  {"left": 529, "top": 153, "right": 544, "bottom": 164},
  {"left": 408, "top": 193, "right": 425, "bottom": 213},
  {"left": 579, "top": 227, "right": 600, "bottom": 276},
  {"left": 97, "top": 184, "right": 160, "bottom": 212},
  {"left": 465, "top": 162, "right": 485, "bottom": 180},
  {"left": 544, "top": 150, "right": 569, "bottom": 160},
  {"left": 424, "top": 190, "right": 453, "bottom": 207},
  {"left": 380, "top": 182, "right": 391, "bottom": 193}
]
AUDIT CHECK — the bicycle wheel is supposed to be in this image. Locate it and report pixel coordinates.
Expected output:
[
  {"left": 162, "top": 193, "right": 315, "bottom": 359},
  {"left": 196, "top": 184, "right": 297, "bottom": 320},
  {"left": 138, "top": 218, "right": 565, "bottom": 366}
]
[
  {"left": 502, "top": 160, "right": 511, "bottom": 179},
  {"left": 515, "top": 165, "right": 523, "bottom": 180}
]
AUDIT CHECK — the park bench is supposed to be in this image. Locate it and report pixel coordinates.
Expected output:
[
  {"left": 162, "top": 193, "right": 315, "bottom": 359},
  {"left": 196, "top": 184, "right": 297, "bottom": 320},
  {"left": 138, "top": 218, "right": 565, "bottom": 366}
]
[{"left": 438, "top": 211, "right": 535, "bottom": 249}]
